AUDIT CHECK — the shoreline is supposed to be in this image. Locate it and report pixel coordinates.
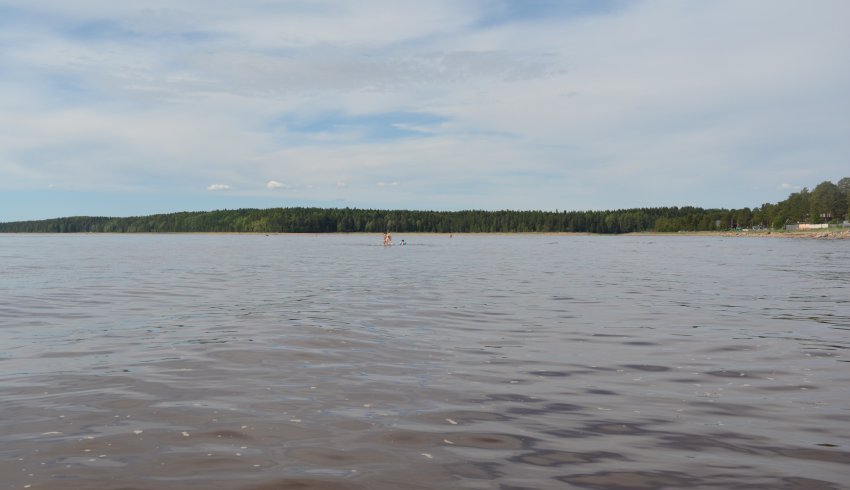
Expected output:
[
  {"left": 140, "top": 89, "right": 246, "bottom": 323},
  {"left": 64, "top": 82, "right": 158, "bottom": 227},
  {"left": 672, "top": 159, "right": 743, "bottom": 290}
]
[{"left": 2, "top": 230, "right": 848, "bottom": 239}]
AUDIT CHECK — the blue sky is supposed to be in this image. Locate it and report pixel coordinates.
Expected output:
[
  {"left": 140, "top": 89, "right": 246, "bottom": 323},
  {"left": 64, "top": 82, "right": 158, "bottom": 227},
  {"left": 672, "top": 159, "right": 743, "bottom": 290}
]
[{"left": 1, "top": 0, "right": 849, "bottom": 221}]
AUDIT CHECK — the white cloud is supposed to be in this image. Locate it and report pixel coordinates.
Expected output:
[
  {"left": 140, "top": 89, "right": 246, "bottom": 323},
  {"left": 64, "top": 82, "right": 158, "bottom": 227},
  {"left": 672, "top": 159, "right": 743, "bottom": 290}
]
[{"left": 1, "top": 0, "right": 849, "bottom": 217}]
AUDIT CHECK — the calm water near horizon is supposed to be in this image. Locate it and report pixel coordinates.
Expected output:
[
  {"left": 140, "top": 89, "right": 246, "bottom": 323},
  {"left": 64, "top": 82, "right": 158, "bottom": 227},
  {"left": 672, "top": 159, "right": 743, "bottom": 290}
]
[{"left": 1, "top": 234, "right": 849, "bottom": 489}]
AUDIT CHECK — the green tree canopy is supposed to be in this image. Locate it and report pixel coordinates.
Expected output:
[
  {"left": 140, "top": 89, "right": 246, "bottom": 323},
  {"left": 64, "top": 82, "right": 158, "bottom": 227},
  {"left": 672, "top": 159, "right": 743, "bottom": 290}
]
[{"left": 2, "top": 177, "right": 848, "bottom": 233}]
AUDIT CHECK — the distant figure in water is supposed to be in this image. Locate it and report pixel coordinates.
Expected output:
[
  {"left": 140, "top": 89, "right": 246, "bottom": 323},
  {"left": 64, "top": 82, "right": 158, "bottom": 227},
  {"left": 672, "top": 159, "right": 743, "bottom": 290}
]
[
  {"left": 400, "top": 239, "right": 406, "bottom": 246},
  {"left": 383, "top": 232, "right": 393, "bottom": 246}
]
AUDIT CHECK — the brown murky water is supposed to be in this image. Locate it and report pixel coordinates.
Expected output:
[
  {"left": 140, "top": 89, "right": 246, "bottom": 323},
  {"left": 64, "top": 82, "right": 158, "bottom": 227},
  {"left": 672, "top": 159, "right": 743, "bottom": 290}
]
[{"left": 1, "top": 234, "right": 848, "bottom": 489}]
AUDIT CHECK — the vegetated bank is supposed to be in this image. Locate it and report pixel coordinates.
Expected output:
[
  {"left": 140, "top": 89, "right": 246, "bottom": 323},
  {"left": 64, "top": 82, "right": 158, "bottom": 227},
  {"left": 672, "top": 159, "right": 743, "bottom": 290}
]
[{"left": 2, "top": 178, "right": 848, "bottom": 234}]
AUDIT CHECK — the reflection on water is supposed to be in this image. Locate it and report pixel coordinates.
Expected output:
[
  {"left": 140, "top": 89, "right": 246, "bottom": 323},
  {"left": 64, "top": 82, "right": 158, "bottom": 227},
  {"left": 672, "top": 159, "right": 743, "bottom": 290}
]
[{"left": 1, "top": 234, "right": 848, "bottom": 489}]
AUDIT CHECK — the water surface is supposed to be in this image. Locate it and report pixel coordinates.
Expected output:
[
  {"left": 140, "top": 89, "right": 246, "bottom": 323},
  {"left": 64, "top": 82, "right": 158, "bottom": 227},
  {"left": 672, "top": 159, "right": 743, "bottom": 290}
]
[{"left": 1, "top": 234, "right": 848, "bottom": 489}]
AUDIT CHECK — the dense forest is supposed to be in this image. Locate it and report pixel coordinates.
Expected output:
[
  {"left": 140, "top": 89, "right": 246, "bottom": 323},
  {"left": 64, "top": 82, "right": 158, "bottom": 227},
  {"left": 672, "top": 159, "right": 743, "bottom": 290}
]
[{"left": 2, "top": 178, "right": 848, "bottom": 234}]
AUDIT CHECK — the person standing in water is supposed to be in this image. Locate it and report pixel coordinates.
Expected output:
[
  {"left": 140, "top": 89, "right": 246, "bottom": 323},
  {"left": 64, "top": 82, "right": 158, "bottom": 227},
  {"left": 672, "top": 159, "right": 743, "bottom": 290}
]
[{"left": 383, "top": 232, "right": 393, "bottom": 246}]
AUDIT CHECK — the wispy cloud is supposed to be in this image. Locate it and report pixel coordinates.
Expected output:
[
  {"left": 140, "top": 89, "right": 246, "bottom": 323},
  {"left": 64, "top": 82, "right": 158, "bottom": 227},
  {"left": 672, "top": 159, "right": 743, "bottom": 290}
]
[{"left": 1, "top": 1, "right": 848, "bottom": 221}]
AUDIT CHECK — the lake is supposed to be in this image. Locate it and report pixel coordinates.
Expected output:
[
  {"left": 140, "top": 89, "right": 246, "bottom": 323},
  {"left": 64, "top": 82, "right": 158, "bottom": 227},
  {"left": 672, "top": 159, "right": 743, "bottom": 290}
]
[{"left": 1, "top": 234, "right": 848, "bottom": 489}]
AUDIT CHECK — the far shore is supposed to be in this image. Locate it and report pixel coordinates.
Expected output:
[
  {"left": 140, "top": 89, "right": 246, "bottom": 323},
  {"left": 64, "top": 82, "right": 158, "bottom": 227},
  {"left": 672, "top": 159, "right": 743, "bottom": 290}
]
[{"left": 3, "top": 230, "right": 849, "bottom": 239}]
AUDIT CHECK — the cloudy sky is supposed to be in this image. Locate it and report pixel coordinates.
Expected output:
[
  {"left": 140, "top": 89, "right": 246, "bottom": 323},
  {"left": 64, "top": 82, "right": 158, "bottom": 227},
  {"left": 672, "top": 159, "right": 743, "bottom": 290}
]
[{"left": 1, "top": 0, "right": 848, "bottom": 221}]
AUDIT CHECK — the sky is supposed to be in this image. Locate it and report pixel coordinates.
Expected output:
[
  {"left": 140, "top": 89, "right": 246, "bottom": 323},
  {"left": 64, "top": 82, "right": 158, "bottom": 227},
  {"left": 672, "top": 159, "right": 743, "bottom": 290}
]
[{"left": 1, "top": 0, "right": 849, "bottom": 221}]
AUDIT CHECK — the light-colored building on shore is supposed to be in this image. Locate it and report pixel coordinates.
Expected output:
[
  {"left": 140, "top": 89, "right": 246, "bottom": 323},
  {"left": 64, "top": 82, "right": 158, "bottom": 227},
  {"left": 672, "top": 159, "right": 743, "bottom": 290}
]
[{"left": 785, "top": 223, "right": 829, "bottom": 230}]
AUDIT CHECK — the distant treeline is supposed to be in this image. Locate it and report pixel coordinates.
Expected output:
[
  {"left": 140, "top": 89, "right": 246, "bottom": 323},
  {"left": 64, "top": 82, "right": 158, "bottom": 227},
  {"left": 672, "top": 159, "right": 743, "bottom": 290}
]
[{"left": 2, "top": 178, "right": 848, "bottom": 234}]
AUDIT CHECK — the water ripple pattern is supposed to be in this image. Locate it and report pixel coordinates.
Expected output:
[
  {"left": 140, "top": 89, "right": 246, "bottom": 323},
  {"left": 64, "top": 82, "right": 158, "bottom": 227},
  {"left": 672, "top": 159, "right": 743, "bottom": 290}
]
[{"left": 1, "top": 234, "right": 848, "bottom": 489}]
